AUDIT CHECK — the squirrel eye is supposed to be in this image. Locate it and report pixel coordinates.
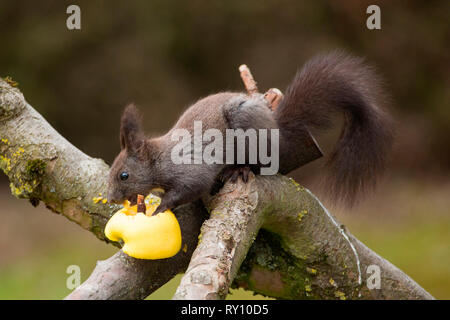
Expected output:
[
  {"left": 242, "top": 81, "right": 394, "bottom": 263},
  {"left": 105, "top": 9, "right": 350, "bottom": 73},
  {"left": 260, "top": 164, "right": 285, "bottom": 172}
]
[{"left": 119, "top": 172, "right": 129, "bottom": 181}]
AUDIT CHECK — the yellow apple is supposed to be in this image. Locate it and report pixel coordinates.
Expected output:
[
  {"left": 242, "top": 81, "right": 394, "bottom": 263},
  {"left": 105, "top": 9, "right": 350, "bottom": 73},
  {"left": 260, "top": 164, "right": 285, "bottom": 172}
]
[{"left": 104, "top": 194, "right": 182, "bottom": 260}]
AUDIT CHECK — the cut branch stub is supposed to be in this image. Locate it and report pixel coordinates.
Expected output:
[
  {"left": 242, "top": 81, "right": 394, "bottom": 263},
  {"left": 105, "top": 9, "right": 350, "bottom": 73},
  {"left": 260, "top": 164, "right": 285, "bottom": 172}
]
[
  {"left": 238, "top": 64, "right": 282, "bottom": 111},
  {"left": 264, "top": 88, "right": 284, "bottom": 111},
  {"left": 239, "top": 64, "right": 259, "bottom": 95}
]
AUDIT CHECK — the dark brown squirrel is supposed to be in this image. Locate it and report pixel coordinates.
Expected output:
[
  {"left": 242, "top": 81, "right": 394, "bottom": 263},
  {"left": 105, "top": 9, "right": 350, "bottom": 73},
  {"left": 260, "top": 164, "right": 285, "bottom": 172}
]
[{"left": 107, "top": 51, "right": 393, "bottom": 214}]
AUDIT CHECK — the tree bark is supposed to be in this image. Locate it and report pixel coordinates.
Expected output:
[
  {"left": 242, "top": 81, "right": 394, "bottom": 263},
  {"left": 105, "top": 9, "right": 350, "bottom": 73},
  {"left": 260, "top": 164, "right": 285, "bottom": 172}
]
[{"left": 0, "top": 77, "right": 434, "bottom": 300}]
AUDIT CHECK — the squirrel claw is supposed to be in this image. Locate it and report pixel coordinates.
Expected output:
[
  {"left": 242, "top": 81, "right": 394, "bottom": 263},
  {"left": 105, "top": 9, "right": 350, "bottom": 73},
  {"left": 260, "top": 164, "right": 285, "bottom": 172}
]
[
  {"left": 151, "top": 207, "right": 164, "bottom": 216},
  {"left": 153, "top": 202, "right": 172, "bottom": 216},
  {"left": 221, "top": 166, "right": 251, "bottom": 184}
]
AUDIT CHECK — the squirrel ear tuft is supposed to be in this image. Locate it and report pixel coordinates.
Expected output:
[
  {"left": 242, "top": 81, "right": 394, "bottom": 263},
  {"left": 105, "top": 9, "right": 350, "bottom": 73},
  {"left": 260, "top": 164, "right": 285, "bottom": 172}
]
[{"left": 120, "top": 103, "right": 143, "bottom": 153}]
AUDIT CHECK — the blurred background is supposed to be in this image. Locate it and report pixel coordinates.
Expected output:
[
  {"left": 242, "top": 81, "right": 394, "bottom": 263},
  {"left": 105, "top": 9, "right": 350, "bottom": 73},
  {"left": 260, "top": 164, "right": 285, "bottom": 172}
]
[{"left": 0, "top": 0, "right": 449, "bottom": 299}]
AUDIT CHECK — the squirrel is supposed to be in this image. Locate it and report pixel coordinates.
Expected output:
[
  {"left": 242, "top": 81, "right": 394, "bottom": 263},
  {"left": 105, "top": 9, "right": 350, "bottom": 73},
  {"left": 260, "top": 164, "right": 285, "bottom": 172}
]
[{"left": 107, "top": 51, "right": 393, "bottom": 214}]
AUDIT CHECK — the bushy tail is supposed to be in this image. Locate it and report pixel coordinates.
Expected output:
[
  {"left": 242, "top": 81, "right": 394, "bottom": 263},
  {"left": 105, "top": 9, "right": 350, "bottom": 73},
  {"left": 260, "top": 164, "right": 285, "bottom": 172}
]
[{"left": 275, "top": 51, "right": 394, "bottom": 206}]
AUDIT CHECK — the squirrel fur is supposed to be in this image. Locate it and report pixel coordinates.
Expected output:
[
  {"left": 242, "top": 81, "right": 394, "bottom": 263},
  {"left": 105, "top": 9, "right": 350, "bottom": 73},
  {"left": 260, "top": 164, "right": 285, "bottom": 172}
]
[{"left": 107, "top": 51, "right": 393, "bottom": 213}]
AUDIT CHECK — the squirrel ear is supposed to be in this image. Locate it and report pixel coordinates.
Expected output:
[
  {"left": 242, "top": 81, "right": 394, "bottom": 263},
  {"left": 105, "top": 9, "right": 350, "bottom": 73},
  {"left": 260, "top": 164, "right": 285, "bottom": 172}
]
[{"left": 120, "top": 104, "right": 143, "bottom": 153}]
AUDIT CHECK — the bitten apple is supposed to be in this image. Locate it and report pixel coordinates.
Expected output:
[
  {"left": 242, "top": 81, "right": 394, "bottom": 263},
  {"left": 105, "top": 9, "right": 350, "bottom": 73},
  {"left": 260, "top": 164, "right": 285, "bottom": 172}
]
[{"left": 105, "top": 194, "right": 182, "bottom": 259}]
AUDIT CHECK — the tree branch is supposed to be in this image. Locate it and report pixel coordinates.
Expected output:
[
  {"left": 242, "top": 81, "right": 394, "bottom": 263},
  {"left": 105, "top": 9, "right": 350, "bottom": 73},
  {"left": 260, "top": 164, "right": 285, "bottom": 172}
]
[
  {"left": 0, "top": 77, "right": 116, "bottom": 242},
  {"left": 0, "top": 77, "right": 434, "bottom": 300},
  {"left": 173, "top": 174, "right": 264, "bottom": 299}
]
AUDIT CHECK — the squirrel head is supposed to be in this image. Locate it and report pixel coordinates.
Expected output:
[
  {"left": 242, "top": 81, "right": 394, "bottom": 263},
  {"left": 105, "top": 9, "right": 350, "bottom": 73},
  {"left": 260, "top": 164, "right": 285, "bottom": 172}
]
[{"left": 107, "top": 104, "right": 155, "bottom": 204}]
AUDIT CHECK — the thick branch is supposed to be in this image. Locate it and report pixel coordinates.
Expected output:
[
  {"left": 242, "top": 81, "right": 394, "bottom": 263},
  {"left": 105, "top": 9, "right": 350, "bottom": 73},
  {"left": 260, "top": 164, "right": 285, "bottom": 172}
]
[
  {"left": 173, "top": 174, "right": 433, "bottom": 300},
  {"left": 173, "top": 175, "right": 263, "bottom": 299},
  {"left": 0, "top": 78, "right": 116, "bottom": 242},
  {"left": 231, "top": 176, "right": 434, "bottom": 300}
]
